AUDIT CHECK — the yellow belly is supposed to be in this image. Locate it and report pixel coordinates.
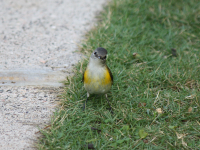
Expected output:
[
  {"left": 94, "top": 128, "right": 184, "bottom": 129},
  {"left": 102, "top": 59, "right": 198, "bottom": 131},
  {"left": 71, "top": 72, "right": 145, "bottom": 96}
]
[{"left": 84, "top": 67, "right": 112, "bottom": 94}]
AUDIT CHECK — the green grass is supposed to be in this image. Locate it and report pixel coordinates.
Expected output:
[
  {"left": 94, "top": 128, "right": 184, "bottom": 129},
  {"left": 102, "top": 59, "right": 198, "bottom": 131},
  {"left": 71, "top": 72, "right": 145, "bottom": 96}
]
[{"left": 39, "top": 0, "right": 200, "bottom": 149}]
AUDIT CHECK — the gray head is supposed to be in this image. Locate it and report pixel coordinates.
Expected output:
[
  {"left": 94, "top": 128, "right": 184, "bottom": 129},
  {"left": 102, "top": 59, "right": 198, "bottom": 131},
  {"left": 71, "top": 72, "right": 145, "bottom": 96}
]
[{"left": 90, "top": 47, "right": 108, "bottom": 64}]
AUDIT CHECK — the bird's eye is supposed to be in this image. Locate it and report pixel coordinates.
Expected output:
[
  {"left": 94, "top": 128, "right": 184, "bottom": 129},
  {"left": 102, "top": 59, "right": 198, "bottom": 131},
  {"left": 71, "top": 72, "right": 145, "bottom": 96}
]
[
  {"left": 94, "top": 52, "right": 97, "bottom": 55},
  {"left": 104, "top": 56, "right": 106, "bottom": 59}
]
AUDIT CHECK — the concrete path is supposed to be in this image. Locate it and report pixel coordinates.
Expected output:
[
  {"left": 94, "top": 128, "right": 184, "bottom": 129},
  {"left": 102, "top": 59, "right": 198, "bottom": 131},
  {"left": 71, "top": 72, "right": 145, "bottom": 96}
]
[{"left": 0, "top": 0, "right": 107, "bottom": 149}]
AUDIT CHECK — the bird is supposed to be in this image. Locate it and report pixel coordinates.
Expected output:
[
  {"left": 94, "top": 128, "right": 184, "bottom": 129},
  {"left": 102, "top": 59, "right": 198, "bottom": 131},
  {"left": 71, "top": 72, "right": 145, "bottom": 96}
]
[{"left": 82, "top": 47, "right": 113, "bottom": 112}]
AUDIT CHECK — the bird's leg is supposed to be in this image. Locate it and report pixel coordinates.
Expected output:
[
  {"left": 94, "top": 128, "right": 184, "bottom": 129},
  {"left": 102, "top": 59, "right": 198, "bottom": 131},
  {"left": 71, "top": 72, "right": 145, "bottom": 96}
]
[
  {"left": 83, "top": 92, "right": 89, "bottom": 111},
  {"left": 105, "top": 94, "right": 113, "bottom": 114}
]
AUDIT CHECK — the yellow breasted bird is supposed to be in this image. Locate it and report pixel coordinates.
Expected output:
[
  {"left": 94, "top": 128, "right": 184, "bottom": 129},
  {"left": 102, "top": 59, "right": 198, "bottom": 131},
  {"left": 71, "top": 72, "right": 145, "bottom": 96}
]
[{"left": 83, "top": 47, "right": 113, "bottom": 112}]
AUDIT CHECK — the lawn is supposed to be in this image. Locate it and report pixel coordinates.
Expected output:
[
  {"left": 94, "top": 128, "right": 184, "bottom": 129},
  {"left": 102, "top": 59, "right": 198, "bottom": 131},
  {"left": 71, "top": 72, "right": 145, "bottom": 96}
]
[{"left": 39, "top": 0, "right": 200, "bottom": 149}]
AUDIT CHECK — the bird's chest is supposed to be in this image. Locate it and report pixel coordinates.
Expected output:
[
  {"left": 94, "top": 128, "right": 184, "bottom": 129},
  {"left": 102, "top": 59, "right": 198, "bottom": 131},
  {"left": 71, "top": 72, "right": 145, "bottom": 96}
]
[{"left": 84, "top": 67, "right": 112, "bottom": 94}]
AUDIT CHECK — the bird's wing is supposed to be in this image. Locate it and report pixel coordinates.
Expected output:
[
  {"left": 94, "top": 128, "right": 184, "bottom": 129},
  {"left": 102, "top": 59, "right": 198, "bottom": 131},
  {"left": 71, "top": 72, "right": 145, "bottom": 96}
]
[{"left": 106, "top": 65, "right": 113, "bottom": 83}]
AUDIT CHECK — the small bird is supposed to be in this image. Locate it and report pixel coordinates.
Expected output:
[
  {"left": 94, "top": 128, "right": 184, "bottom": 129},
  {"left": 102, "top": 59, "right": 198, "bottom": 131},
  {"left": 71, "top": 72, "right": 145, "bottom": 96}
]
[{"left": 82, "top": 47, "right": 113, "bottom": 112}]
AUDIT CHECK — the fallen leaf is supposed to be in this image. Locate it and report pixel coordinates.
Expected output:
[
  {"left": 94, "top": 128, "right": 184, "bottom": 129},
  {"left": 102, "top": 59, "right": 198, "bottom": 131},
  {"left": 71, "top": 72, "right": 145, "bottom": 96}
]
[
  {"left": 138, "top": 102, "right": 146, "bottom": 107},
  {"left": 176, "top": 132, "right": 185, "bottom": 139},
  {"left": 188, "top": 107, "right": 192, "bottom": 113},
  {"left": 143, "top": 139, "right": 148, "bottom": 143},
  {"left": 168, "top": 125, "right": 177, "bottom": 130},
  {"left": 139, "top": 129, "right": 148, "bottom": 139},
  {"left": 182, "top": 138, "right": 187, "bottom": 147},
  {"left": 185, "top": 95, "right": 195, "bottom": 99},
  {"left": 133, "top": 53, "right": 137, "bottom": 57},
  {"left": 175, "top": 132, "right": 187, "bottom": 147},
  {"left": 133, "top": 53, "right": 141, "bottom": 59},
  {"left": 121, "top": 125, "right": 129, "bottom": 131},
  {"left": 156, "top": 108, "right": 162, "bottom": 114},
  {"left": 104, "top": 119, "right": 110, "bottom": 123}
]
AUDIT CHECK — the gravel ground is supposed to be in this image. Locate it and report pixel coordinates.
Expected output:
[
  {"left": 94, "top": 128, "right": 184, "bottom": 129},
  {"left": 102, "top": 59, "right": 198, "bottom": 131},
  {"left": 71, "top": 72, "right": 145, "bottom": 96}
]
[
  {"left": 0, "top": 0, "right": 107, "bottom": 149},
  {"left": 0, "top": 86, "right": 63, "bottom": 149}
]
